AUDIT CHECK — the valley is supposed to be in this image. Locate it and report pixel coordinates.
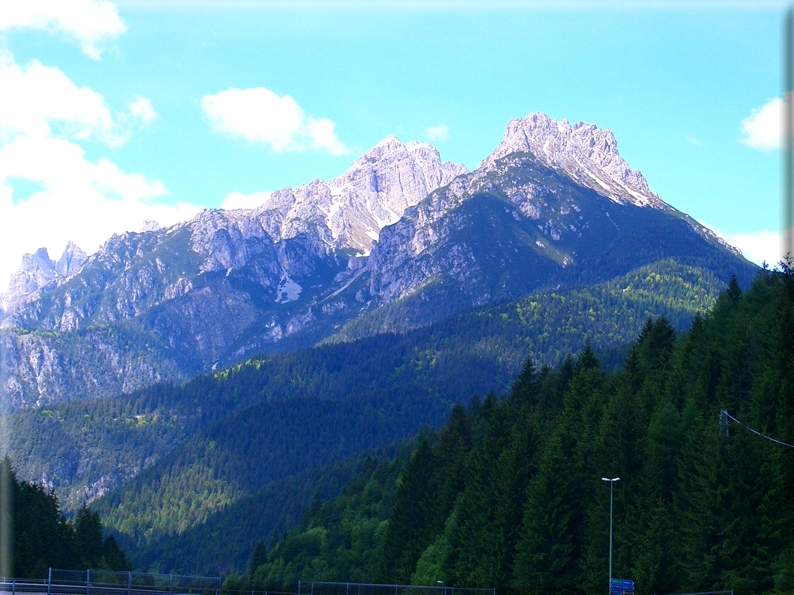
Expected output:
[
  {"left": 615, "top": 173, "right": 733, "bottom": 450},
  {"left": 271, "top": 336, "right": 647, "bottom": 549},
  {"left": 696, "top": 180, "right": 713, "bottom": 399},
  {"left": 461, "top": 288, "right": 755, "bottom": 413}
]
[{"left": 1, "top": 113, "right": 776, "bottom": 594}]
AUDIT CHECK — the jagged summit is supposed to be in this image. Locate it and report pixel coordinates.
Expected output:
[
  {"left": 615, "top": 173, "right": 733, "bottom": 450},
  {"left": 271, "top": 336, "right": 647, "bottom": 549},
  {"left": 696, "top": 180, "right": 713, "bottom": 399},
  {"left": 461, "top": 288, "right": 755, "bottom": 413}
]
[
  {"left": 2, "top": 242, "right": 87, "bottom": 312},
  {"left": 482, "top": 112, "right": 664, "bottom": 208},
  {"left": 190, "top": 135, "right": 468, "bottom": 271},
  {"left": 0, "top": 112, "right": 756, "bottom": 411},
  {"left": 56, "top": 242, "right": 89, "bottom": 278}
]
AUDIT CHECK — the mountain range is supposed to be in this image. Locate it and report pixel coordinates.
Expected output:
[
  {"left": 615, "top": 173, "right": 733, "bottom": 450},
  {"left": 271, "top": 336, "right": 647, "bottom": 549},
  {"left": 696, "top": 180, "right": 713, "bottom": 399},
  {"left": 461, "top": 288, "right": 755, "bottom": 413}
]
[
  {"left": 0, "top": 112, "right": 755, "bottom": 412},
  {"left": 0, "top": 111, "right": 764, "bottom": 575}
]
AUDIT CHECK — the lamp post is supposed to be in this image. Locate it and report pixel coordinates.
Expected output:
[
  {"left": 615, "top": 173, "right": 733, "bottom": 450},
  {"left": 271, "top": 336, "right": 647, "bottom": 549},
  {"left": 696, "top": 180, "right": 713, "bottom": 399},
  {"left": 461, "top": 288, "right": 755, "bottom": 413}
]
[{"left": 601, "top": 477, "right": 620, "bottom": 594}]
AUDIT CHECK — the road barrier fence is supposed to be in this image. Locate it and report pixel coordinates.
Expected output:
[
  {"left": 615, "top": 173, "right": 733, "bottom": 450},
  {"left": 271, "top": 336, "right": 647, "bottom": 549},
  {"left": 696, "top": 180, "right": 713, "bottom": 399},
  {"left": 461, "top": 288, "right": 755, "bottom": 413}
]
[
  {"left": 0, "top": 569, "right": 221, "bottom": 595},
  {"left": 296, "top": 582, "right": 495, "bottom": 595}
]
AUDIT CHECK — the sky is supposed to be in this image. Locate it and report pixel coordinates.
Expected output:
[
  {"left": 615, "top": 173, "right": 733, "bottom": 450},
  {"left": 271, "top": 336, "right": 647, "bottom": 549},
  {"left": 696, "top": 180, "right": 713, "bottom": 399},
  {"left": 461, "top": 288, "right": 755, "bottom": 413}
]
[{"left": 0, "top": 0, "right": 788, "bottom": 292}]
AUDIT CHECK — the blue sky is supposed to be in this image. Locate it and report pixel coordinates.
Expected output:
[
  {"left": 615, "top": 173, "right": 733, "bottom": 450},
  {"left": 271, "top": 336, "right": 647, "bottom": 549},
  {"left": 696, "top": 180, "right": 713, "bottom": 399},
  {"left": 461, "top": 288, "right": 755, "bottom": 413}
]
[{"left": 0, "top": 0, "right": 787, "bottom": 290}]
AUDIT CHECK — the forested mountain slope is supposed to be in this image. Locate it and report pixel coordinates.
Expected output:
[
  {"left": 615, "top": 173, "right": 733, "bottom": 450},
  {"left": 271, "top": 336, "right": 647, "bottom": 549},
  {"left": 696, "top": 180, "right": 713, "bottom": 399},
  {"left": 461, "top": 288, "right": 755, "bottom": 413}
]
[
  {"left": 0, "top": 458, "right": 130, "bottom": 578},
  {"left": 232, "top": 264, "right": 794, "bottom": 595},
  {"left": 1, "top": 114, "right": 756, "bottom": 411},
  {"left": 6, "top": 258, "right": 725, "bottom": 516}
]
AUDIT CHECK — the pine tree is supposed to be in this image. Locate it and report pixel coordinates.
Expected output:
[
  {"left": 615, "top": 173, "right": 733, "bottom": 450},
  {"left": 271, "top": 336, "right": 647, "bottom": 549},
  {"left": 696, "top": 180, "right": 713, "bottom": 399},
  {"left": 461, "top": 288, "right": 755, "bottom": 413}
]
[
  {"left": 378, "top": 436, "right": 439, "bottom": 583},
  {"left": 102, "top": 535, "right": 132, "bottom": 571},
  {"left": 249, "top": 539, "right": 267, "bottom": 574},
  {"left": 443, "top": 398, "right": 509, "bottom": 588},
  {"left": 512, "top": 430, "right": 583, "bottom": 594},
  {"left": 74, "top": 504, "right": 104, "bottom": 569}
]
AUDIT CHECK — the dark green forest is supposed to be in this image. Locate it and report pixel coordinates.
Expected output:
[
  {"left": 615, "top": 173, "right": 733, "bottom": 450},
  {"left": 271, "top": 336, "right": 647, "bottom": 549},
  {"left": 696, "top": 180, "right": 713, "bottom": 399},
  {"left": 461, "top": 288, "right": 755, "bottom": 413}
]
[
  {"left": 7, "top": 259, "right": 723, "bottom": 516},
  {"left": 4, "top": 258, "right": 778, "bottom": 587},
  {"left": 82, "top": 259, "right": 729, "bottom": 572},
  {"left": 231, "top": 267, "right": 794, "bottom": 595},
  {"left": 0, "top": 457, "right": 130, "bottom": 578}
]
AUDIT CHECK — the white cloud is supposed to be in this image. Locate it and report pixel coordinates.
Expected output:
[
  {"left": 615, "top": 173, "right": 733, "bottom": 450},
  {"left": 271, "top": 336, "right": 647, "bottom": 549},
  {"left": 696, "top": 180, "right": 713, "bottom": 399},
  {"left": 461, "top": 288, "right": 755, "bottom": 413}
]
[
  {"left": 0, "top": 50, "right": 114, "bottom": 142},
  {"left": 741, "top": 96, "right": 785, "bottom": 151},
  {"left": 0, "top": 52, "right": 195, "bottom": 294},
  {"left": 721, "top": 228, "right": 787, "bottom": 267},
  {"left": 0, "top": 51, "right": 156, "bottom": 147},
  {"left": 426, "top": 124, "right": 449, "bottom": 142},
  {"left": 0, "top": 181, "right": 201, "bottom": 295},
  {"left": 221, "top": 191, "right": 273, "bottom": 210},
  {"left": 0, "top": 0, "right": 126, "bottom": 60},
  {"left": 202, "top": 87, "right": 350, "bottom": 156},
  {"left": 128, "top": 96, "right": 158, "bottom": 124}
]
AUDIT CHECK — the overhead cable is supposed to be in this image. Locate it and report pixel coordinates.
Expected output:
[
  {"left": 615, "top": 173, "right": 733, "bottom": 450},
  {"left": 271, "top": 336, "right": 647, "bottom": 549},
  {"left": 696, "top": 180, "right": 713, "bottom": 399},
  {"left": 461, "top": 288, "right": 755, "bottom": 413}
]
[{"left": 721, "top": 410, "right": 794, "bottom": 449}]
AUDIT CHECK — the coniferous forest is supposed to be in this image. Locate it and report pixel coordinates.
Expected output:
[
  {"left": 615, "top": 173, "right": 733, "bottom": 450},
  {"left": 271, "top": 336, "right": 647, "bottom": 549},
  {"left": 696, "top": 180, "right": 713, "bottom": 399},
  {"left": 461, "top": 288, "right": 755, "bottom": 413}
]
[
  {"left": 229, "top": 266, "right": 794, "bottom": 595},
  {"left": 0, "top": 457, "right": 131, "bottom": 578},
  {"left": 4, "top": 264, "right": 793, "bottom": 594}
]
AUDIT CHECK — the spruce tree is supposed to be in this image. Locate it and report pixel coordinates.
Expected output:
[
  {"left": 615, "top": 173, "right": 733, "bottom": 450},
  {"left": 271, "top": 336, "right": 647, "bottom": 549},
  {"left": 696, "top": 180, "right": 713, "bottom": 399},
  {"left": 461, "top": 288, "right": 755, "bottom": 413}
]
[
  {"left": 378, "top": 436, "right": 439, "bottom": 584},
  {"left": 74, "top": 504, "right": 104, "bottom": 569},
  {"left": 249, "top": 539, "right": 267, "bottom": 575},
  {"left": 513, "top": 430, "right": 582, "bottom": 594}
]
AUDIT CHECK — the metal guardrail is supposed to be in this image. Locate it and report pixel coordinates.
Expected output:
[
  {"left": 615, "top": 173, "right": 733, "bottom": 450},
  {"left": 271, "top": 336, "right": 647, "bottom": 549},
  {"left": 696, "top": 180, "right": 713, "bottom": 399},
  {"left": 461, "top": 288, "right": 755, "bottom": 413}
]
[
  {"left": 655, "top": 592, "right": 735, "bottom": 595},
  {"left": 297, "top": 582, "right": 495, "bottom": 595},
  {"left": 0, "top": 569, "right": 221, "bottom": 595},
  {"left": 0, "top": 574, "right": 494, "bottom": 595}
]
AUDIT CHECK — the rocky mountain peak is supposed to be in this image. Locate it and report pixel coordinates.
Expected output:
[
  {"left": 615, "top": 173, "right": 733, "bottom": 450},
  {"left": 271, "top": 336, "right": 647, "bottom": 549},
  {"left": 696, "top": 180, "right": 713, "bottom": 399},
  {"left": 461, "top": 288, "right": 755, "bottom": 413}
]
[
  {"left": 2, "top": 243, "right": 87, "bottom": 311},
  {"left": 55, "top": 242, "right": 88, "bottom": 278},
  {"left": 10, "top": 247, "right": 56, "bottom": 294},
  {"left": 481, "top": 112, "right": 664, "bottom": 208},
  {"left": 324, "top": 135, "right": 468, "bottom": 251},
  {"left": 189, "top": 135, "right": 469, "bottom": 273}
]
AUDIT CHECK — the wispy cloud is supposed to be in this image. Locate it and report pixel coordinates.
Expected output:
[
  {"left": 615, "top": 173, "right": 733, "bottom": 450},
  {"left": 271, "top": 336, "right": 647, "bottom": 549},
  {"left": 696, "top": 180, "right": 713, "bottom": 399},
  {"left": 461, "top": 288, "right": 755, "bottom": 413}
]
[
  {"left": 427, "top": 124, "right": 449, "bottom": 142},
  {"left": 221, "top": 191, "right": 273, "bottom": 210},
  {"left": 202, "top": 87, "right": 350, "bottom": 156},
  {"left": 0, "top": 51, "right": 156, "bottom": 147},
  {"left": 0, "top": 0, "right": 126, "bottom": 60},
  {"left": 128, "top": 96, "right": 158, "bottom": 124},
  {"left": 113, "top": 0, "right": 786, "bottom": 12}
]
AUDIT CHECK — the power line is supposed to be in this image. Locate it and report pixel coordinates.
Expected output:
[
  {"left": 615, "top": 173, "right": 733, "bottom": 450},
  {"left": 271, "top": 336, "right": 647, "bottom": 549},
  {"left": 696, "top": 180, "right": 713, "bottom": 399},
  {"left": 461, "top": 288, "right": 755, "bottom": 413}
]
[{"left": 721, "top": 410, "right": 794, "bottom": 449}]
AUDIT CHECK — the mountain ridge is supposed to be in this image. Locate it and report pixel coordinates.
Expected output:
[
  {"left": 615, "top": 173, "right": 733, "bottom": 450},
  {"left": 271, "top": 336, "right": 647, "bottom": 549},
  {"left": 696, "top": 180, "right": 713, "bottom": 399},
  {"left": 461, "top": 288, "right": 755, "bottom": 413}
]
[{"left": 0, "top": 112, "right": 757, "bottom": 411}]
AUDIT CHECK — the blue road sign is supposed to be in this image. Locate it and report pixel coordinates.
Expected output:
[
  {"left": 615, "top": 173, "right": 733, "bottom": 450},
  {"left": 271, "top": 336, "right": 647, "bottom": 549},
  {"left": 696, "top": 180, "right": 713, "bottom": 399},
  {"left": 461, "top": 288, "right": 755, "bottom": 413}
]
[{"left": 611, "top": 579, "right": 635, "bottom": 588}]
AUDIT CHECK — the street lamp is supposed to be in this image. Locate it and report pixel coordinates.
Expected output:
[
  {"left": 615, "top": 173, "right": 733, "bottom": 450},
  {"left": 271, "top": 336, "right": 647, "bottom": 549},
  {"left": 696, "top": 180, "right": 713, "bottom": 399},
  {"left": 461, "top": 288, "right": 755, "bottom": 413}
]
[{"left": 601, "top": 477, "right": 620, "bottom": 595}]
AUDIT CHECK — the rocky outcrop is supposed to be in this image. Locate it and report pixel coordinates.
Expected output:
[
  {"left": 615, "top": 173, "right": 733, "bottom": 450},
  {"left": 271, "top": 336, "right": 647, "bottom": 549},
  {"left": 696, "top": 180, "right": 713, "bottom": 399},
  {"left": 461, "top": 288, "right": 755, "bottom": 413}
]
[
  {"left": 55, "top": 242, "right": 88, "bottom": 278},
  {"left": 0, "top": 327, "right": 187, "bottom": 411},
  {"left": 0, "top": 136, "right": 470, "bottom": 409},
  {"left": 1, "top": 243, "right": 87, "bottom": 313},
  {"left": 481, "top": 112, "right": 664, "bottom": 208},
  {"left": 0, "top": 117, "right": 754, "bottom": 411},
  {"left": 236, "top": 136, "right": 468, "bottom": 256},
  {"left": 4, "top": 248, "right": 57, "bottom": 306}
]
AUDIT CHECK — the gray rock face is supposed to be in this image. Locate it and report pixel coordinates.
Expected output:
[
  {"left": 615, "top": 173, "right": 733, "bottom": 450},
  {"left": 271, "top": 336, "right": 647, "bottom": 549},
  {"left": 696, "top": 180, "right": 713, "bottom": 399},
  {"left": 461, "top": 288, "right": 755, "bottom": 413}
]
[
  {"left": 2, "top": 243, "right": 88, "bottom": 313},
  {"left": 333, "top": 137, "right": 752, "bottom": 337},
  {"left": 481, "top": 112, "right": 664, "bottom": 208},
  {"left": 7, "top": 248, "right": 57, "bottom": 298},
  {"left": 55, "top": 242, "right": 88, "bottom": 278},
  {"left": 0, "top": 117, "right": 754, "bottom": 412},
  {"left": 0, "top": 135, "right": 470, "bottom": 410},
  {"left": 477, "top": 113, "right": 741, "bottom": 256},
  {"left": 238, "top": 136, "right": 468, "bottom": 256},
  {"left": 186, "top": 136, "right": 467, "bottom": 278},
  {"left": 1, "top": 327, "right": 186, "bottom": 411}
]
